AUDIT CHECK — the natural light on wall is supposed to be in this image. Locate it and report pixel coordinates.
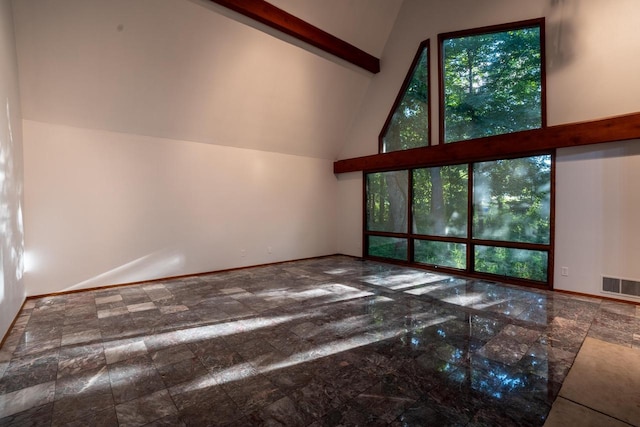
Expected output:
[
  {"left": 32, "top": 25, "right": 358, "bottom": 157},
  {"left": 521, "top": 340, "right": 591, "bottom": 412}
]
[
  {"left": 0, "top": 98, "right": 25, "bottom": 303},
  {"left": 66, "top": 250, "right": 186, "bottom": 293}
]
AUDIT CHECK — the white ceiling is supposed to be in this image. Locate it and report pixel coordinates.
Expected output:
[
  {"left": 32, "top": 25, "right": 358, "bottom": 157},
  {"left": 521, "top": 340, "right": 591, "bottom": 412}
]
[{"left": 11, "top": 0, "right": 403, "bottom": 159}]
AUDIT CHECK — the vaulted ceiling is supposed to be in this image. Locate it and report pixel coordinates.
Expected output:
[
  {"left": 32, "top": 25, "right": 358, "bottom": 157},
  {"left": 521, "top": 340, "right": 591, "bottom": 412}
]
[{"left": 11, "top": 0, "right": 403, "bottom": 159}]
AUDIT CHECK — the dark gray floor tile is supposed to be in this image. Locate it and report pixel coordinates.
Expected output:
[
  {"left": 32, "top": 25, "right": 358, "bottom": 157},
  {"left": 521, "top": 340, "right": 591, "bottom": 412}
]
[
  {"left": 0, "top": 402, "right": 53, "bottom": 427},
  {"left": 108, "top": 356, "right": 165, "bottom": 404},
  {"left": 0, "top": 350, "right": 59, "bottom": 395},
  {"left": 2, "top": 256, "right": 640, "bottom": 426},
  {"left": 115, "top": 389, "right": 178, "bottom": 426}
]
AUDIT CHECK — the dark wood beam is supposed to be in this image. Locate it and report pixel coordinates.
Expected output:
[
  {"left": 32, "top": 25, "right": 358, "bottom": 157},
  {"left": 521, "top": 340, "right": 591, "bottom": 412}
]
[
  {"left": 209, "top": 0, "right": 380, "bottom": 73},
  {"left": 334, "top": 112, "right": 640, "bottom": 173}
]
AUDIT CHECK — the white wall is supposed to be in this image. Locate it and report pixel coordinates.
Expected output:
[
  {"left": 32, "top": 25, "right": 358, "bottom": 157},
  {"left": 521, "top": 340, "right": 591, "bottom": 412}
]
[
  {"left": 13, "top": 0, "right": 382, "bottom": 296},
  {"left": 555, "top": 142, "right": 640, "bottom": 301},
  {"left": 11, "top": 0, "right": 397, "bottom": 160},
  {"left": 23, "top": 121, "right": 337, "bottom": 296},
  {"left": 336, "top": 172, "right": 363, "bottom": 257},
  {"left": 337, "top": 0, "right": 640, "bottom": 299},
  {"left": 0, "top": 0, "right": 25, "bottom": 339}
]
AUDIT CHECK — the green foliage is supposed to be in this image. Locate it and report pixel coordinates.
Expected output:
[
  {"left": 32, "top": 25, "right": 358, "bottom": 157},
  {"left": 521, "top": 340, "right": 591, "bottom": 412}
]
[
  {"left": 443, "top": 27, "right": 541, "bottom": 143},
  {"left": 413, "top": 165, "right": 468, "bottom": 237},
  {"left": 474, "top": 246, "right": 548, "bottom": 282},
  {"left": 366, "top": 171, "right": 408, "bottom": 233},
  {"left": 366, "top": 155, "right": 550, "bottom": 283},
  {"left": 415, "top": 240, "right": 466, "bottom": 269},
  {"left": 368, "top": 236, "right": 407, "bottom": 261},
  {"left": 382, "top": 45, "right": 429, "bottom": 152},
  {"left": 473, "top": 155, "right": 551, "bottom": 244}
]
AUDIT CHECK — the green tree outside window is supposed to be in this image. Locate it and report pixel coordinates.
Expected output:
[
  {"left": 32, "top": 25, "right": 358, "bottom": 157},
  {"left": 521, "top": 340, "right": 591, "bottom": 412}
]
[{"left": 443, "top": 26, "right": 542, "bottom": 143}]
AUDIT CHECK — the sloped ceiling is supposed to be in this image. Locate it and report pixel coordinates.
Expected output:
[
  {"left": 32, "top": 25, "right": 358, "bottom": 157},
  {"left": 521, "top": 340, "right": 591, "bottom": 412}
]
[{"left": 11, "top": 0, "right": 403, "bottom": 159}]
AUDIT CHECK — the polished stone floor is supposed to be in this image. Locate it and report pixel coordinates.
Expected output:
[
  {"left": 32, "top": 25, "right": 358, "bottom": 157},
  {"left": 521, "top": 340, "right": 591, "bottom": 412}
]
[{"left": 0, "top": 255, "right": 639, "bottom": 426}]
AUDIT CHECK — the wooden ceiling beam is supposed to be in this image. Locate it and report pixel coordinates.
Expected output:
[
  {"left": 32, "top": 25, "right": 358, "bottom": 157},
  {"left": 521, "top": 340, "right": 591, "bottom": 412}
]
[
  {"left": 209, "top": 0, "right": 380, "bottom": 73},
  {"left": 334, "top": 112, "right": 640, "bottom": 173}
]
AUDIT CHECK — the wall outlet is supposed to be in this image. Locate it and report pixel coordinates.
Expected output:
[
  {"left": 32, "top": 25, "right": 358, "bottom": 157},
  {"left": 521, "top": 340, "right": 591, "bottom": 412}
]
[
  {"left": 561, "top": 267, "right": 569, "bottom": 277},
  {"left": 240, "top": 249, "right": 246, "bottom": 257},
  {"left": 267, "top": 246, "right": 273, "bottom": 254}
]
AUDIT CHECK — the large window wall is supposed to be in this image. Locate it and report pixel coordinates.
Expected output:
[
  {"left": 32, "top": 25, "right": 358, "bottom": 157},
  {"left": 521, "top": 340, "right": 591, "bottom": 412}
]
[
  {"left": 365, "top": 154, "right": 553, "bottom": 287},
  {"left": 364, "top": 19, "right": 551, "bottom": 287}
]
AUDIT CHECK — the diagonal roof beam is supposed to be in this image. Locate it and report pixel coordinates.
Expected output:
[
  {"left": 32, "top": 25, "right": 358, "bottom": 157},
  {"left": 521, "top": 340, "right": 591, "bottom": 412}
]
[{"left": 209, "top": 0, "right": 380, "bottom": 73}]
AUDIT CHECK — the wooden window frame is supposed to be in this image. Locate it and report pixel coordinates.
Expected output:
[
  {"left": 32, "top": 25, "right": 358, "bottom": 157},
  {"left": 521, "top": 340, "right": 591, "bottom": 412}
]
[
  {"left": 349, "top": 17, "right": 640, "bottom": 289},
  {"left": 363, "top": 151, "right": 555, "bottom": 289}
]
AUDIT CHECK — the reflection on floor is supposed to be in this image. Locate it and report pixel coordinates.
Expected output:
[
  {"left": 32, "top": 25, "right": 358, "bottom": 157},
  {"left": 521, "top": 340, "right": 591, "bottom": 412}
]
[{"left": 0, "top": 256, "right": 639, "bottom": 426}]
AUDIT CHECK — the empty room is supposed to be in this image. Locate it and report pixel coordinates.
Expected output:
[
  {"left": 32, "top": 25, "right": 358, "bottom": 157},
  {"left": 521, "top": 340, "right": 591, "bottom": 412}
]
[{"left": 1, "top": 0, "right": 640, "bottom": 425}]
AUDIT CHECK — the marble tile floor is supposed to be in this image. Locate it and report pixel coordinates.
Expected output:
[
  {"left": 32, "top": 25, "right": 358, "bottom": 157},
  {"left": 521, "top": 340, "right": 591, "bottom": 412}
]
[{"left": 1, "top": 255, "right": 639, "bottom": 426}]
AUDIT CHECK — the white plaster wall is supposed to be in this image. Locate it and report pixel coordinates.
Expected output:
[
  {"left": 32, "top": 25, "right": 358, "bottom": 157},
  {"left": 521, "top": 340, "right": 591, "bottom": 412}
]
[
  {"left": 337, "top": 0, "right": 640, "bottom": 298},
  {"left": 0, "top": 0, "right": 25, "bottom": 339},
  {"left": 335, "top": 172, "right": 363, "bottom": 257},
  {"left": 23, "top": 121, "right": 337, "bottom": 296},
  {"left": 556, "top": 142, "right": 640, "bottom": 301},
  {"left": 11, "top": 0, "right": 392, "bottom": 160}
]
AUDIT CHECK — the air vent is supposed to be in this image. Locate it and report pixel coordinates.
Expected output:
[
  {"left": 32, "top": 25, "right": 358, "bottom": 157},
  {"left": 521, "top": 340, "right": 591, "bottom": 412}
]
[
  {"left": 602, "top": 276, "right": 640, "bottom": 297},
  {"left": 602, "top": 277, "right": 620, "bottom": 293},
  {"left": 621, "top": 280, "right": 640, "bottom": 297}
]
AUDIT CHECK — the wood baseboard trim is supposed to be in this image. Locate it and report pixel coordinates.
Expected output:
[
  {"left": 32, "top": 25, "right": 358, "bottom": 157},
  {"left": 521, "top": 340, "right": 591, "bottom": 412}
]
[
  {"left": 28, "top": 254, "right": 349, "bottom": 300},
  {"left": 554, "top": 289, "right": 640, "bottom": 306}
]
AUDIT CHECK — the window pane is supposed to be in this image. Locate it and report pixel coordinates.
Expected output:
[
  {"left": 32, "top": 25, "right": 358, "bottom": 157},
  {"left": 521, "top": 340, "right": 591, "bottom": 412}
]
[
  {"left": 413, "top": 165, "right": 468, "bottom": 237},
  {"left": 382, "top": 45, "right": 429, "bottom": 152},
  {"left": 368, "top": 236, "right": 408, "bottom": 261},
  {"left": 474, "top": 245, "right": 548, "bottom": 282},
  {"left": 473, "top": 155, "right": 551, "bottom": 244},
  {"left": 366, "top": 171, "right": 408, "bottom": 233},
  {"left": 415, "top": 240, "right": 466, "bottom": 269},
  {"left": 443, "top": 26, "right": 541, "bottom": 143}
]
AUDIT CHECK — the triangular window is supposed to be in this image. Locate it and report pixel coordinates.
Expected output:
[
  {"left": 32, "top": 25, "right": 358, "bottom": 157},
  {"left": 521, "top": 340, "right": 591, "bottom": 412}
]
[{"left": 379, "top": 40, "right": 430, "bottom": 153}]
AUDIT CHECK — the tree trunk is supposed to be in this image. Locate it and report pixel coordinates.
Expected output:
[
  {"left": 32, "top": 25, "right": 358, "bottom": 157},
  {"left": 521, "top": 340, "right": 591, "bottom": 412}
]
[
  {"left": 385, "top": 173, "right": 407, "bottom": 233},
  {"left": 430, "top": 167, "right": 446, "bottom": 235}
]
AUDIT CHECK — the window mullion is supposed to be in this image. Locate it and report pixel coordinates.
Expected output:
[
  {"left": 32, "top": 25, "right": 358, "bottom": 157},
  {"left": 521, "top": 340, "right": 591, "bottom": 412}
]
[
  {"left": 408, "top": 168, "right": 414, "bottom": 263},
  {"left": 467, "top": 163, "right": 474, "bottom": 275}
]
